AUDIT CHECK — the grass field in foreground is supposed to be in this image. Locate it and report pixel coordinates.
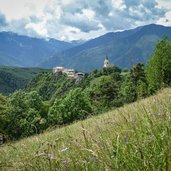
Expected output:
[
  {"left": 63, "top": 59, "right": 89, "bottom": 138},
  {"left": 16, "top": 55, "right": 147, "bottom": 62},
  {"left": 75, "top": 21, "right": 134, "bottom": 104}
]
[{"left": 0, "top": 88, "right": 171, "bottom": 171}]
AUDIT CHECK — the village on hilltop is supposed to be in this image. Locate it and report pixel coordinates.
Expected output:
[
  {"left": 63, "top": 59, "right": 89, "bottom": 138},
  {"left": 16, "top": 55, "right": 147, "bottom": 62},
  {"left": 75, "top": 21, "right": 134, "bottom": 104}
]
[{"left": 53, "top": 56, "right": 112, "bottom": 79}]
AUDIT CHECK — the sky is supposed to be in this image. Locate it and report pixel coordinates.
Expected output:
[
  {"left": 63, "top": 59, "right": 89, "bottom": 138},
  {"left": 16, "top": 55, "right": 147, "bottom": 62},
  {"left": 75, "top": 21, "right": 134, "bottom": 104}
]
[{"left": 0, "top": 0, "right": 170, "bottom": 41}]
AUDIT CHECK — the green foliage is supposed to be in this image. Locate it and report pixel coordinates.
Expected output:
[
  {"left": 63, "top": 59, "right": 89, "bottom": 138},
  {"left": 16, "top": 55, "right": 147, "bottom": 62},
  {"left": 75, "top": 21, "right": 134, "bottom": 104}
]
[
  {"left": 48, "top": 88, "right": 92, "bottom": 125},
  {"left": 146, "top": 38, "right": 171, "bottom": 93},
  {"left": 27, "top": 72, "right": 77, "bottom": 101},
  {"left": 130, "top": 63, "right": 146, "bottom": 83},
  {"left": 136, "top": 80, "right": 148, "bottom": 99},
  {"left": 5, "top": 90, "right": 48, "bottom": 139},
  {"left": 102, "top": 66, "right": 121, "bottom": 75},
  {"left": 1, "top": 38, "right": 171, "bottom": 141},
  {"left": 0, "top": 94, "right": 8, "bottom": 134},
  {"left": 87, "top": 74, "right": 122, "bottom": 112},
  {"left": 1, "top": 88, "right": 171, "bottom": 170},
  {"left": 120, "top": 75, "right": 137, "bottom": 103},
  {"left": 130, "top": 63, "right": 148, "bottom": 99},
  {"left": 0, "top": 67, "right": 50, "bottom": 95},
  {"left": 120, "top": 63, "right": 148, "bottom": 103}
]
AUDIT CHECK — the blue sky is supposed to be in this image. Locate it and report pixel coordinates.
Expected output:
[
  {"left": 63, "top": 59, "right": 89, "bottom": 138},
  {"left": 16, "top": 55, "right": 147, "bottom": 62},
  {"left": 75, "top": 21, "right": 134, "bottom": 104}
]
[{"left": 0, "top": 0, "right": 170, "bottom": 41}]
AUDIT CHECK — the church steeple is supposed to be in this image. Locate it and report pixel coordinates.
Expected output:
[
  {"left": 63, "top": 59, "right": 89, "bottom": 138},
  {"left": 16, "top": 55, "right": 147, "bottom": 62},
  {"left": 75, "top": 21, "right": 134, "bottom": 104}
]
[{"left": 103, "top": 56, "right": 110, "bottom": 68}]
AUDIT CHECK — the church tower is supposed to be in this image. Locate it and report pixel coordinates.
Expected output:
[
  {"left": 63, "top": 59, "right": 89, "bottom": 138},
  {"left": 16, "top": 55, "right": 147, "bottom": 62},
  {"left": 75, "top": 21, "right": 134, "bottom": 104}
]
[{"left": 103, "top": 56, "right": 110, "bottom": 68}]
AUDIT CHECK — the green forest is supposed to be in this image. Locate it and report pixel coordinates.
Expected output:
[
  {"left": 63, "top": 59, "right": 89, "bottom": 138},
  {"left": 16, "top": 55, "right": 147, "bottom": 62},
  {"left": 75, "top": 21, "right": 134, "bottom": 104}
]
[
  {"left": 0, "top": 38, "right": 171, "bottom": 141},
  {"left": 0, "top": 67, "right": 50, "bottom": 95}
]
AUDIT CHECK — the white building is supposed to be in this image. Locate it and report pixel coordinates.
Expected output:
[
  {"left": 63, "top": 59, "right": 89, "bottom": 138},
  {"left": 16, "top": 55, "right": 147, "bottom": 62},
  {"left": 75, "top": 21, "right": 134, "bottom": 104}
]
[
  {"left": 103, "top": 56, "right": 112, "bottom": 68},
  {"left": 53, "top": 66, "right": 64, "bottom": 73},
  {"left": 53, "top": 65, "right": 86, "bottom": 79},
  {"left": 63, "top": 69, "right": 75, "bottom": 78}
]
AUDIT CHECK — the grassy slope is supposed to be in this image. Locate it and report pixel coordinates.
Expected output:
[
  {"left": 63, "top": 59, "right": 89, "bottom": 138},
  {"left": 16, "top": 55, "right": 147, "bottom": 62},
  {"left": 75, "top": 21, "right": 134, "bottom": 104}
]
[
  {"left": 0, "top": 67, "right": 50, "bottom": 95},
  {"left": 0, "top": 88, "right": 171, "bottom": 170}
]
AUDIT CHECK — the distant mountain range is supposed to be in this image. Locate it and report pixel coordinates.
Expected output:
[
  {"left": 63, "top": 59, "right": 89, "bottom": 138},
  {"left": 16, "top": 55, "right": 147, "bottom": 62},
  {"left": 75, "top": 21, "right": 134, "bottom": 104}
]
[
  {"left": 40, "top": 24, "right": 171, "bottom": 71},
  {"left": 0, "top": 32, "right": 75, "bottom": 67},
  {"left": 0, "top": 24, "right": 171, "bottom": 71}
]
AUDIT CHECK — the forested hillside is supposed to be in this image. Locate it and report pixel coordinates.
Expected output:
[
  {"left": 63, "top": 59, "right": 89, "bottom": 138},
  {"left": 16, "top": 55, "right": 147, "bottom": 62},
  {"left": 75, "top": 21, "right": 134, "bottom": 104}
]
[
  {"left": 0, "top": 38, "right": 170, "bottom": 141},
  {"left": 0, "top": 67, "right": 50, "bottom": 95}
]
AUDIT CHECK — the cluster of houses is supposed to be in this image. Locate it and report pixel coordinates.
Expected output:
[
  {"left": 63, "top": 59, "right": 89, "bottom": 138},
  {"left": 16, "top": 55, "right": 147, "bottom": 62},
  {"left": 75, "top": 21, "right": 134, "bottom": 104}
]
[
  {"left": 53, "top": 66, "right": 85, "bottom": 79},
  {"left": 53, "top": 56, "right": 111, "bottom": 79}
]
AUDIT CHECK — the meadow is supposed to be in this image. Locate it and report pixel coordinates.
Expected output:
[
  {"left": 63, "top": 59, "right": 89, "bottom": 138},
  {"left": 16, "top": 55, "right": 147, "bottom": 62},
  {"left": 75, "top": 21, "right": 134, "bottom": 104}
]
[{"left": 0, "top": 88, "right": 171, "bottom": 171}]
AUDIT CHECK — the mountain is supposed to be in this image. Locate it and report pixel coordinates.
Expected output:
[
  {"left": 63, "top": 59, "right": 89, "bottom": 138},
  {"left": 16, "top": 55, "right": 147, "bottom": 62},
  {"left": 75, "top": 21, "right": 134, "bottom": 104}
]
[
  {"left": 0, "top": 32, "right": 75, "bottom": 67},
  {"left": 0, "top": 67, "right": 50, "bottom": 95},
  {"left": 40, "top": 24, "right": 171, "bottom": 71}
]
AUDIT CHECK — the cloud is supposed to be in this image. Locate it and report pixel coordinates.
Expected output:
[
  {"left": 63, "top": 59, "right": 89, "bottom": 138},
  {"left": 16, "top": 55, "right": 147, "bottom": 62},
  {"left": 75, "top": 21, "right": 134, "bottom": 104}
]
[
  {"left": 0, "top": 12, "right": 6, "bottom": 26},
  {"left": 25, "top": 21, "right": 48, "bottom": 37},
  {"left": 61, "top": 9, "right": 100, "bottom": 32},
  {"left": 0, "top": 0, "right": 170, "bottom": 41},
  {"left": 0, "top": 0, "right": 48, "bottom": 21},
  {"left": 111, "top": 0, "right": 126, "bottom": 10},
  {"left": 156, "top": 0, "right": 171, "bottom": 26}
]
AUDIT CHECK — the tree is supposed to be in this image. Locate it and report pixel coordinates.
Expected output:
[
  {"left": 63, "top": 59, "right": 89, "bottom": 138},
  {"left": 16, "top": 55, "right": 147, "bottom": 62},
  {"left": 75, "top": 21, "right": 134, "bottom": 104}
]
[
  {"left": 136, "top": 80, "right": 148, "bottom": 99},
  {"left": 102, "top": 66, "right": 121, "bottom": 75},
  {"left": 5, "top": 90, "right": 47, "bottom": 139},
  {"left": 146, "top": 38, "right": 171, "bottom": 93},
  {"left": 48, "top": 88, "right": 92, "bottom": 125},
  {"left": 130, "top": 63, "right": 148, "bottom": 99},
  {"left": 120, "top": 74, "right": 137, "bottom": 103},
  {"left": 87, "top": 74, "right": 122, "bottom": 112},
  {"left": 120, "top": 63, "right": 148, "bottom": 103},
  {"left": 0, "top": 94, "right": 8, "bottom": 134},
  {"left": 130, "top": 63, "right": 146, "bottom": 83}
]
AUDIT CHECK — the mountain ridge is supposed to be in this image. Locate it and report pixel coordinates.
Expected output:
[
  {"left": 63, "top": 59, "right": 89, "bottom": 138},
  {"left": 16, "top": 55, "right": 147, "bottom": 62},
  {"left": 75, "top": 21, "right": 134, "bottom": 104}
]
[
  {"left": 0, "top": 32, "right": 75, "bottom": 67},
  {"left": 40, "top": 24, "right": 171, "bottom": 71},
  {"left": 0, "top": 24, "right": 171, "bottom": 71}
]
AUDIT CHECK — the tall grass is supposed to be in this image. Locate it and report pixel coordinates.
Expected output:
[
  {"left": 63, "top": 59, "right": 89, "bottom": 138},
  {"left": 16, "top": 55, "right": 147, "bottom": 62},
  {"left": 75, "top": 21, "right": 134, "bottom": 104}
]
[{"left": 0, "top": 88, "right": 171, "bottom": 170}]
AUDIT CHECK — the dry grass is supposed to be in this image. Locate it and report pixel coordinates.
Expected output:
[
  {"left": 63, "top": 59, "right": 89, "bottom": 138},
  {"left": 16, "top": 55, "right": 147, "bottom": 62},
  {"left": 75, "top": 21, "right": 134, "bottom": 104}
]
[{"left": 0, "top": 88, "right": 171, "bottom": 170}]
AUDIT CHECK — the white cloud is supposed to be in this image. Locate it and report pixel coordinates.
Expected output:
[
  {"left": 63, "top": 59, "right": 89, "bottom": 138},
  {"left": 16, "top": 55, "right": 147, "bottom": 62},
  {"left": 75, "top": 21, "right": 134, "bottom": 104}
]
[
  {"left": 82, "top": 9, "right": 95, "bottom": 21},
  {"left": 156, "top": 0, "right": 171, "bottom": 25},
  {"left": 0, "top": 0, "right": 170, "bottom": 41},
  {"left": 157, "top": 11, "right": 171, "bottom": 26},
  {"left": 111, "top": 0, "right": 126, "bottom": 10},
  {"left": 25, "top": 21, "right": 48, "bottom": 37},
  {"left": 0, "top": 0, "right": 48, "bottom": 21},
  {"left": 157, "top": 0, "right": 171, "bottom": 10}
]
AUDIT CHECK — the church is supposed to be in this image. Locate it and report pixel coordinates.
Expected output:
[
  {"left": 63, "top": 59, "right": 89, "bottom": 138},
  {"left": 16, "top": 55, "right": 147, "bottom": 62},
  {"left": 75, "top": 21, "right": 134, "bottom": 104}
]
[{"left": 103, "top": 56, "right": 112, "bottom": 68}]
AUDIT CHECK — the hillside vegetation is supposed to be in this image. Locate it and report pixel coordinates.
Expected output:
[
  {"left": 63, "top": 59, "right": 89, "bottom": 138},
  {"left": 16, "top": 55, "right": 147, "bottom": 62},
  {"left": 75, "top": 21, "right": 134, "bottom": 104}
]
[
  {"left": 0, "top": 38, "right": 170, "bottom": 141},
  {"left": 0, "top": 67, "right": 50, "bottom": 95},
  {"left": 0, "top": 35, "right": 171, "bottom": 171},
  {"left": 0, "top": 88, "right": 171, "bottom": 170}
]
